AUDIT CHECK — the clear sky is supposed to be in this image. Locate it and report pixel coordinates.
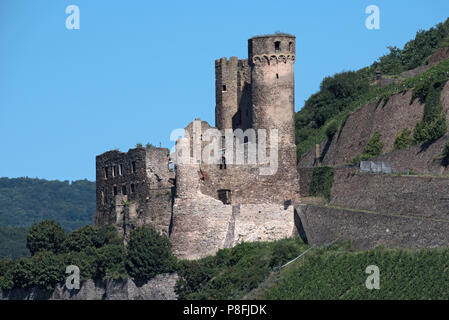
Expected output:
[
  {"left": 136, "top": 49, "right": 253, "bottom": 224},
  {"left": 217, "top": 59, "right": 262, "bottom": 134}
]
[{"left": 1, "top": 0, "right": 448, "bottom": 181}]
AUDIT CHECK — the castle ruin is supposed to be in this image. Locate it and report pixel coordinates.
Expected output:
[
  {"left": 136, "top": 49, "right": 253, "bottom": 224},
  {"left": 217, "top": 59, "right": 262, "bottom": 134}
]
[{"left": 95, "top": 34, "right": 301, "bottom": 259}]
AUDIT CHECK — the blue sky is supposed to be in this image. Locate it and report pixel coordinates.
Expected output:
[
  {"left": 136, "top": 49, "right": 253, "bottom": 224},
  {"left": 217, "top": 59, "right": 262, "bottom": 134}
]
[{"left": 1, "top": 0, "right": 448, "bottom": 181}]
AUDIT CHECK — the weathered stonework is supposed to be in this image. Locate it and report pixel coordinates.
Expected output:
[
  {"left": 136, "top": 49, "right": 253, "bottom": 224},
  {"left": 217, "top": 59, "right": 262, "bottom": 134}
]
[
  {"left": 95, "top": 147, "right": 175, "bottom": 237},
  {"left": 95, "top": 34, "right": 301, "bottom": 259}
]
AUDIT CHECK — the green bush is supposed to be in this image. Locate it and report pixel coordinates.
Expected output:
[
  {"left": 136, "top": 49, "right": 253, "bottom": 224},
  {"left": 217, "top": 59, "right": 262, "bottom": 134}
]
[
  {"left": 126, "top": 227, "right": 177, "bottom": 281},
  {"left": 413, "top": 115, "right": 447, "bottom": 143},
  {"left": 175, "top": 239, "right": 306, "bottom": 300},
  {"left": 412, "top": 67, "right": 447, "bottom": 143},
  {"left": 309, "top": 166, "right": 335, "bottom": 200},
  {"left": 363, "top": 131, "right": 384, "bottom": 158},
  {"left": 96, "top": 245, "right": 127, "bottom": 280},
  {"left": 325, "top": 120, "right": 339, "bottom": 138},
  {"left": 351, "top": 131, "right": 384, "bottom": 165},
  {"left": 269, "top": 241, "right": 300, "bottom": 269},
  {"left": 62, "top": 224, "right": 121, "bottom": 252},
  {"left": 6, "top": 251, "right": 65, "bottom": 291},
  {"left": 26, "top": 220, "right": 66, "bottom": 255},
  {"left": 393, "top": 128, "right": 414, "bottom": 151}
]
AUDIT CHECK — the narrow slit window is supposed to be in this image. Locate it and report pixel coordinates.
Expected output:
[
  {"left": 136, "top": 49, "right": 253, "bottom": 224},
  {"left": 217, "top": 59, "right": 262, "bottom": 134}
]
[
  {"left": 113, "top": 186, "right": 118, "bottom": 196},
  {"left": 131, "top": 184, "right": 135, "bottom": 193},
  {"left": 219, "top": 156, "right": 227, "bottom": 170},
  {"left": 122, "top": 186, "right": 127, "bottom": 195},
  {"left": 119, "top": 164, "right": 123, "bottom": 176},
  {"left": 131, "top": 161, "right": 136, "bottom": 173},
  {"left": 112, "top": 166, "right": 117, "bottom": 177},
  {"left": 276, "top": 73, "right": 279, "bottom": 79},
  {"left": 104, "top": 167, "right": 108, "bottom": 179},
  {"left": 222, "top": 85, "right": 227, "bottom": 92}
]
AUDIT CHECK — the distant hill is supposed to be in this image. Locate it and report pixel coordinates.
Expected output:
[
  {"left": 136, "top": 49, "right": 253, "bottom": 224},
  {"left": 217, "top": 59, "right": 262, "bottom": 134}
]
[
  {"left": 0, "top": 177, "right": 95, "bottom": 231},
  {"left": 0, "top": 226, "right": 29, "bottom": 259},
  {"left": 0, "top": 177, "right": 95, "bottom": 259}
]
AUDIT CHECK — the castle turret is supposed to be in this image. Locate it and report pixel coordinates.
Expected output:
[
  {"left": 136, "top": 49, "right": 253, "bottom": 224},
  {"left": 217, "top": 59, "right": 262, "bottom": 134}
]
[
  {"left": 215, "top": 57, "right": 239, "bottom": 131},
  {"left": 248, "top": 34, "right": 296, "bottom": 150},
  {"left": 215, "top": 57, "right": 252, "bottom": 131}
]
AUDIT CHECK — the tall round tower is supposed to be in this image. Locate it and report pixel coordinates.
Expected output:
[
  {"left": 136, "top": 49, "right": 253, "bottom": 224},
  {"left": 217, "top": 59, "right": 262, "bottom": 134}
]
[{"left": 248, "top": 34, "right": 296, "bottom": 150}]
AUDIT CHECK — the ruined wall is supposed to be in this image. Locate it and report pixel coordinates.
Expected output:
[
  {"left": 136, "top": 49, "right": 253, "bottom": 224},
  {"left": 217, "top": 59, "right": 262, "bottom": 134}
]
[
  {"left": 95, "top": 147, "right": 174, "bottom": 237},
  {"left": 199, "top": 163, "right": 299, "bottom": 205},
  {"left": 215, "top": 57, "right": 239, "bottom": 131},
  {"left": 296, "top": 204, "right": 449, "bottom": 249},
  {"left": 170, "top": 154, "right": 298, "bottom": 260}
]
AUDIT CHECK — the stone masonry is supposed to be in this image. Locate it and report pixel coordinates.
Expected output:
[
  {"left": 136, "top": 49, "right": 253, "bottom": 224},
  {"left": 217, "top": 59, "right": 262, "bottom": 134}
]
[{"left": 95, "top": 34, "right": 301, "bottom": 259}]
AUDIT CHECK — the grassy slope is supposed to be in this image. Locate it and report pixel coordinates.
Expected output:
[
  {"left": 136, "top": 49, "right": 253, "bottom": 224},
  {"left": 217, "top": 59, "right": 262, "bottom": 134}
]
[
  {"left": 175, "top": 238, "right": 449, "bottom": 300},
  {"left": 262, "top": 244, "right": 449, "bottom": 300}
]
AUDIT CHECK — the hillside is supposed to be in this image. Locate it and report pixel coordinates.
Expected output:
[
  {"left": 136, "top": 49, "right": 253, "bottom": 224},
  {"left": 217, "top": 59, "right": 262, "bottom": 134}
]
[
  {"left": 174, "top": 238, "right": 449, "bottom": 300},
  {"left": 0, "top": 177, "right": 96, "bottom": 259},
  {"left": 0, "top": 177, "right": 96, "bottom": 231},
  {"left": 295, "top": 18, "right": 449, "bottom": 162}
]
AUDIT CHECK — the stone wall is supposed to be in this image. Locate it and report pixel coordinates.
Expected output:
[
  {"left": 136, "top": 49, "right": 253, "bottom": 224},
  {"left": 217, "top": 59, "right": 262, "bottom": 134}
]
[
  {"left": 330, "top": 169, "right": 449, "bottom": 221},
  {"left": 296, "top": 167, "right": 314, "bottom": 197},
  {"left": 0, "top": 273, "right": 178, "bottom": 300},
  {"left": 296, "top": 204, "right": 449, "bottom": 249},
  {"left": 95, "top": 147, "right": 174, "bottom": 237},
  {"left": 171, "top": 159, "right": 298, "bottom": 259}
]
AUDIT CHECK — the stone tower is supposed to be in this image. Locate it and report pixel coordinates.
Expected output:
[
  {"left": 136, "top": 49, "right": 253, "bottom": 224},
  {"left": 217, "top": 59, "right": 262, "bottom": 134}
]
[
  {"left": 248, "top": 34, "right": 296, "bottom": 150},
  {"left": 215, "top": 57, "right": 252, "bottom": 131}
]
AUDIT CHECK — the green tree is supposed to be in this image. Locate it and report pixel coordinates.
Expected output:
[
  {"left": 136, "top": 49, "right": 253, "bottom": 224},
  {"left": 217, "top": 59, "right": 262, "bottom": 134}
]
[
  {"left": 96, "top": 245, "right": 127, "bottom": 280},
  {"left": 126, "top": 227, "right": 176, "bottom": 281},
  {"left": 26, "top": 220, "right": 66, "bottom": 255},
  {"left": 62, "top": 224, "right": 121, "bottom": 252}
]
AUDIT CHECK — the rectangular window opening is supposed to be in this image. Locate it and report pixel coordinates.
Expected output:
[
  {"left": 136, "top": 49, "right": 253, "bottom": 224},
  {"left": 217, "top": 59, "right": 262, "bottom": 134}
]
[
  {"left": 222, "top": 84, "right": 227, "bottom": 92},
  {"left": 104, "top": 167, "right": 108, "bottom": 179},
  {"left": 113, "top": 186, "right": 118, "bottom": 196},
  {"left": 119, "top": 164, "right": 123, "bottom": 176},
  {"left": 275, "top": 41, "right": 280, "bottom": 51},
  {"left": 218, "top": 189, "right": 231, "bottom": 205},
  {"left": 131, "top": 184, "right": 135, "bottom": 193},
  {"left": 131, "top": 161, "right": 136, "bottom": 173},
  {"left": 122, "top": 186, "right": 127, "bottom": 195}
]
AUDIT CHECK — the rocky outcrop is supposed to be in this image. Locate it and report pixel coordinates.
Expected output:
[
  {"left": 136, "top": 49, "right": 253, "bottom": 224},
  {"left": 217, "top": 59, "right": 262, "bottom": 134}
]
[{"left": 0, "top": 273, "right": 178, "bottom": 300}]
